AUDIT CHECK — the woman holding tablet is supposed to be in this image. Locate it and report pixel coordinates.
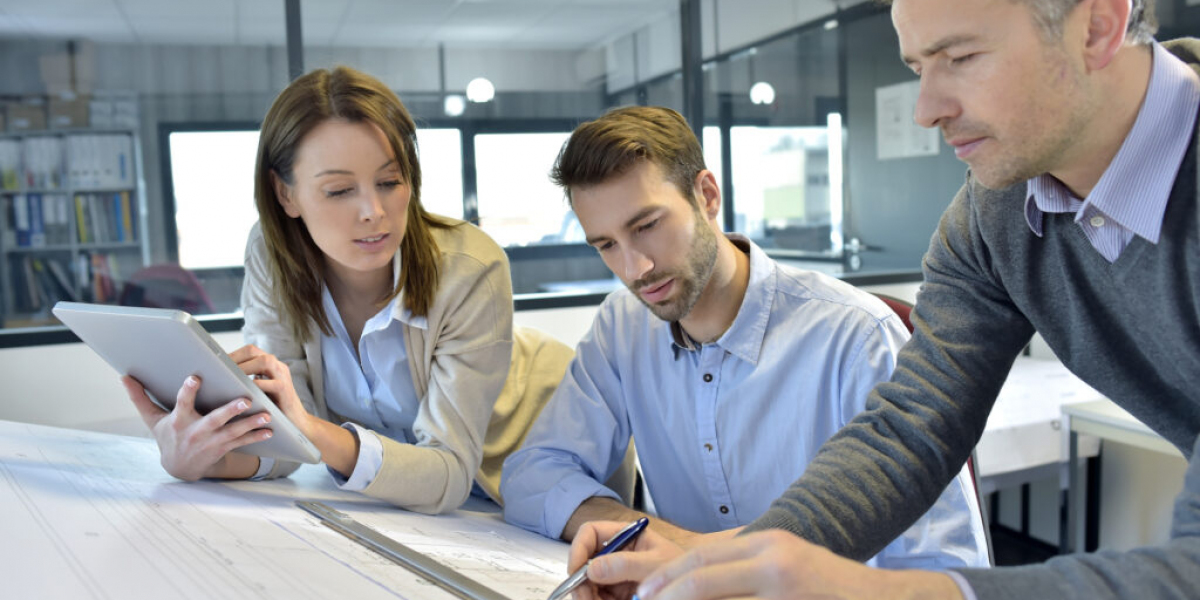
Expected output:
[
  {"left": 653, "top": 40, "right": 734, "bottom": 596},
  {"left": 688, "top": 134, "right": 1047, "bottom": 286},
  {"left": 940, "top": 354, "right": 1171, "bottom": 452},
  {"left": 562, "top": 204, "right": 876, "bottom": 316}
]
[{"left": 122, "top": 66, "right": 588, "bottom": 514}]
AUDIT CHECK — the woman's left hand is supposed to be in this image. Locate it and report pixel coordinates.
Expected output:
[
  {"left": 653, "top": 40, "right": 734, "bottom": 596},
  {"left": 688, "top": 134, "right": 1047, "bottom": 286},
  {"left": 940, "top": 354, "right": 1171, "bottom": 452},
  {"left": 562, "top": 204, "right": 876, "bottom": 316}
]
[{"left": 230, "top": 344, "right": 314, "bottom": 437}]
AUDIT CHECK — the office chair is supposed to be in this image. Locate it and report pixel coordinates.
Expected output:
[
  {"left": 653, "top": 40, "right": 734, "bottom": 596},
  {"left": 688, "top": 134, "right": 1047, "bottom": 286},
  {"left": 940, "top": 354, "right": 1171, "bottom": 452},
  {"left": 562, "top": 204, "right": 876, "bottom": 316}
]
[
  {"left": 871, "top": 291, "right": 995, "bottom": 566},
  {"left": 119, "top": 263, "right": 216, "bottom": 315}
]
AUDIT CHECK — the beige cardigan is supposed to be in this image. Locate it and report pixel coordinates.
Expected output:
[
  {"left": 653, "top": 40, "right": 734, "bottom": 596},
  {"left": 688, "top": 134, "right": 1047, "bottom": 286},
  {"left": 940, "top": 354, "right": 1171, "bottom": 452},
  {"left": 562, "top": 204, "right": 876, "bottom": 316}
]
[{"left": 241, "top": 220, "right": 573, "bottom": 514}]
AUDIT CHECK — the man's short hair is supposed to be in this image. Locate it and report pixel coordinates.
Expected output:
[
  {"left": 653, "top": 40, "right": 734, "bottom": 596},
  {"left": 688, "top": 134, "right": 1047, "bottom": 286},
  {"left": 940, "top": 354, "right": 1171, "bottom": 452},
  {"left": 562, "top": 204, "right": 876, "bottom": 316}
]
[
  {"left": 551, "top": 106, "right": 706, "bottom": 205},
  {"left": 880, "top": 0, "right": 1157, "bottom": 45}
]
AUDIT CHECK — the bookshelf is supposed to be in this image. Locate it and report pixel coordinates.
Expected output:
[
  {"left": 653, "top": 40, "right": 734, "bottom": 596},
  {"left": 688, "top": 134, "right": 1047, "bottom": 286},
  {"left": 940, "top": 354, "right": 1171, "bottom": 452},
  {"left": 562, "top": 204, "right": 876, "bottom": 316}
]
[{"left": 0, "top": 128, "right": 149, "bottom": 328}]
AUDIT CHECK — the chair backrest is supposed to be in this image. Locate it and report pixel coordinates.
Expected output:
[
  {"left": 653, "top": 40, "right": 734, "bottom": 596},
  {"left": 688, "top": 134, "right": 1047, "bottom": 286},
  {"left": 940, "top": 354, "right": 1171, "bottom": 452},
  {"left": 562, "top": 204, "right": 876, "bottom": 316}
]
[
  {"left": 119, "top": 264, "right": 216, "bottom": 315},
  {"left": 871, "top": 291, "right": 993, "bottom": 565}
]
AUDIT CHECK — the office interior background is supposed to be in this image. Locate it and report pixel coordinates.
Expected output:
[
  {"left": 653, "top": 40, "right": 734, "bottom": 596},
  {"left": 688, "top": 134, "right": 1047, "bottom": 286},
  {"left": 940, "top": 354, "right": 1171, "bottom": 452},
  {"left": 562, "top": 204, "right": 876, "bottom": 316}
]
[{"left": 0, "top": 0, "right": 1196, "bottom": 565}]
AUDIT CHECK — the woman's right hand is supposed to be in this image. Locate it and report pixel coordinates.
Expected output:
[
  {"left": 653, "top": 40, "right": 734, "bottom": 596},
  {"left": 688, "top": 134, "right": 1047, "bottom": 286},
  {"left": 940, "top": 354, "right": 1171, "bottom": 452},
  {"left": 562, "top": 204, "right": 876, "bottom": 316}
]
[{"left": 121, "top": 375, "right": 273, "bottom": 481}]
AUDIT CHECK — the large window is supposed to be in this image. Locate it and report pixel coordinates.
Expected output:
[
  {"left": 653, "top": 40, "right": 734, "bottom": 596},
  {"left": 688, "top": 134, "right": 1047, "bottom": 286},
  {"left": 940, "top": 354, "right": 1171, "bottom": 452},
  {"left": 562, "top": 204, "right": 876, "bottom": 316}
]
[
  {"left": 474, "top": 132, "right": 573, "bottom": 247},
  {"left": 167, "top": 130, "right": 260, "bottom": 270},
  {"left": 415, "top": 128, "right": 465, "bottom": 221},
  {"left": 728, "top": 120, "right": 842, "bottom": 255},
  {"left": 164, "top": 126, "right": 467, "bottom": 271}
]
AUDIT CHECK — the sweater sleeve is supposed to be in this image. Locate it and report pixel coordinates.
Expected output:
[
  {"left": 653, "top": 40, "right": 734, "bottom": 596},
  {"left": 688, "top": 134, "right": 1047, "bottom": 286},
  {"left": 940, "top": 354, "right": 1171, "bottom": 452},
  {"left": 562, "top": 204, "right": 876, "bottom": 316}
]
[
  {"left": 360, "top": 229, "right": 514, "bottom": 514},
  {"left": 745, "top": 179, "right": 1035, "bottom": 560},
  {"left": 958, "top": 433, "right": 1200, "bottom": 599}
]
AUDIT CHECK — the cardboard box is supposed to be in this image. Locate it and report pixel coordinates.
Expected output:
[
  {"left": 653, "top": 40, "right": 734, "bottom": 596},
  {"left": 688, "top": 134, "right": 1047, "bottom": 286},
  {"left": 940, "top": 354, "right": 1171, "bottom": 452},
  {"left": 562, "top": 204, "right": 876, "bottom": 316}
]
[
  {"left": 38, "top": 41, "right": 95, "bottom": 95},
  {"left": 6, "top": 101, "right": 47, "bottom": 132},
  {"left": 49, "top": 93, "right": 90, "bottom": 129},
  {"left": 90, "top": 91, "right": 139, "bottom": 129}
]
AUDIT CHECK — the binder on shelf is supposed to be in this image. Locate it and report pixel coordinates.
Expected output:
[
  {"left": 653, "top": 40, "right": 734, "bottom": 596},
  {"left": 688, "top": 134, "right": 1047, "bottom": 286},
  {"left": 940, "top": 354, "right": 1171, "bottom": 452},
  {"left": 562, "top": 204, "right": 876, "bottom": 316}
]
[
  {"left": 19, "top": 256, "right": 40, "bottom": 311},
  {"left": 119, "top": 191, "right": 134, "bottom": 241},
  {"left": 13, "top": 194, "right": 30, "bottom": 247},
  {"left": 47, "top": 194, "right": 71, "bottom": 245},
  {"left": 74, "top": 194, "right": 89, "bottom": 243},
  {"left": 44, "top": 258, "right": 77, "bottom": 301},
  {"left": 0, "top": 139, "right": 19, "bottom": 190},
  {"left": 31, "top": 257, "right": 75, "bottom": 303},
  {"left": 28, "top": 193, "right": 45, "bottom": 247},
  {"left": 2, "top": 196, "right": 15, "bottom": 242},
  {"left": 88, "top": 252, "right": 117, "bottom": 304}
]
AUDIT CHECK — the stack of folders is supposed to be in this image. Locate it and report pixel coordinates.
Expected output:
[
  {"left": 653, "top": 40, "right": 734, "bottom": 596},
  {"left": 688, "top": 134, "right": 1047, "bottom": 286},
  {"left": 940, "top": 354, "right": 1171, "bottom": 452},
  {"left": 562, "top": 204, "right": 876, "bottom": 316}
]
[
  {"left": 9, "top": 255, "right": 77, "bottom": 313},
  {"left": 0, "top": 140, "right": 19, "bottom": 191},
  {"left": 20, "top": 137, "right": 64, "bottom": 190},
  {"left": 73, "top": 191, "right": 136, "bottom": 244},
  {"left": 10, "top": 194, "right": 74, "bottom": 247},
  {"left": 65, "top": 135, "right": 134, "bottom": 190}
]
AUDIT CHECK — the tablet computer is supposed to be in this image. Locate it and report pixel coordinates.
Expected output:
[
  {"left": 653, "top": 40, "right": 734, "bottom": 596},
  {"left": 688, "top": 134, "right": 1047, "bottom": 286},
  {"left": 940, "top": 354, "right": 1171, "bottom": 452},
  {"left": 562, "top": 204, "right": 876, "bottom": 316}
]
[{"left": 53, "top": 301, "right": 322, "bottom": 464}]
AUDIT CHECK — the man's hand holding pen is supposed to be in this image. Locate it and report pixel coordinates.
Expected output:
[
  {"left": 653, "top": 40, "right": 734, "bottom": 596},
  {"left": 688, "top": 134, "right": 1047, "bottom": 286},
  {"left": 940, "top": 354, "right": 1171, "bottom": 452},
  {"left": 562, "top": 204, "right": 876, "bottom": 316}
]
[{"left": 563, "top": 519, "right": 682, "bottom": 600}]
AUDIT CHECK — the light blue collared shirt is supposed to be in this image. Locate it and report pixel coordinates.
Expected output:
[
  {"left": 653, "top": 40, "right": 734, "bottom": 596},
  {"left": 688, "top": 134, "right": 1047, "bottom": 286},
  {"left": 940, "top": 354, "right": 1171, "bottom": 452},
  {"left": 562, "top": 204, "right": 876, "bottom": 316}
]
[
  {"left": 1025, "top": 41, "right": 1200, "bottom": 263},
  {"left": 502, "top": 237, "right": 990, "bottom": 569},
  {"left": 319, "top": 279, "right": 425, "bottom": 490},
  {"left": 251, "top": 265, "right": 421, "bottom": 484}
]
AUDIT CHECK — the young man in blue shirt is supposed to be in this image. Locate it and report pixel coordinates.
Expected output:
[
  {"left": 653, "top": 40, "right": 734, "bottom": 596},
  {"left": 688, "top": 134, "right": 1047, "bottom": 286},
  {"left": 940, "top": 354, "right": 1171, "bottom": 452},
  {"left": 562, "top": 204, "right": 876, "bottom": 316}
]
[{"left": 500, "top": 106, "right": 989, "bottom": 571}]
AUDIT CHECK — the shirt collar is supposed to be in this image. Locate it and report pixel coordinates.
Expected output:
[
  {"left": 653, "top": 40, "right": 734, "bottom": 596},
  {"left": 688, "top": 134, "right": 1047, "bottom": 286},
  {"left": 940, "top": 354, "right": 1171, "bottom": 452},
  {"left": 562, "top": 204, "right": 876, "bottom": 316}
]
[
  {"left": 668, "top": 234, "right": 774, "bottom": 366},
  {"left": 1025, "top": 41, "right": 1200, "bottom": 240}
]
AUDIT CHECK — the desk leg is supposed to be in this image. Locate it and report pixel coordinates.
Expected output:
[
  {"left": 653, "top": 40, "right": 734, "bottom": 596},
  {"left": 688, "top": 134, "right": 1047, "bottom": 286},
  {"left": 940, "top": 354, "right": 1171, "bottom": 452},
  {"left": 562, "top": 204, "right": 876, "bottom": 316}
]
[
  {"left": 1064, "top": 430, "right": 1081, "bottom": 554},
  {"left": 1085, "top": 455, "right": 1101, "bottom": 552}
]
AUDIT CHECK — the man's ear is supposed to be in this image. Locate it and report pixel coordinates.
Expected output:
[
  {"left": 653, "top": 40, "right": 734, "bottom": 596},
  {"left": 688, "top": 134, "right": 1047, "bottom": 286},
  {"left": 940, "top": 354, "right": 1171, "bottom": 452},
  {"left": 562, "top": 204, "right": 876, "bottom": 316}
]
[
  {"left": 693, "top": 170, "right": 722, "bottom": 221},
  {"left": 272, "top": 171, "right": 301, "bottom": 218},
  {"left": 1076, "top": 0, "right": 1131, "bottom": 71}
]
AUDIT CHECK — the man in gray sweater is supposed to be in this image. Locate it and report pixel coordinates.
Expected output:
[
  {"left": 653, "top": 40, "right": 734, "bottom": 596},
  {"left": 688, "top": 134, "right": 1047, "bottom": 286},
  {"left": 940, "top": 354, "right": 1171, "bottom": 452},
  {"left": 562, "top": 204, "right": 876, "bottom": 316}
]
[{"left": 566, "top": 0, "right": 1200, "bottom": 599}]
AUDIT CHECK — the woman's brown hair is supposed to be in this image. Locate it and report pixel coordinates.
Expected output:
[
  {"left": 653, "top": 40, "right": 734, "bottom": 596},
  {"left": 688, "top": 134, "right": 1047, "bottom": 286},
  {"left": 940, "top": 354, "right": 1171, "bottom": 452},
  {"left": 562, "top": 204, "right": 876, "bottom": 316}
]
[{"left": 253, "top": 65, "right": 450, "bottom": 342}]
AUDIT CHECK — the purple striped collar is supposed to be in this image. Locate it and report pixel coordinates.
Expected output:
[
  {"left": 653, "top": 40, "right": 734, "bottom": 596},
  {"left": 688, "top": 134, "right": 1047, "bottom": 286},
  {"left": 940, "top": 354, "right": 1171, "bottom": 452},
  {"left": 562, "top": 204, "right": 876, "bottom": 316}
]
[{"left": 1025, "top": 41, "right": 1200, "bottom": 241}]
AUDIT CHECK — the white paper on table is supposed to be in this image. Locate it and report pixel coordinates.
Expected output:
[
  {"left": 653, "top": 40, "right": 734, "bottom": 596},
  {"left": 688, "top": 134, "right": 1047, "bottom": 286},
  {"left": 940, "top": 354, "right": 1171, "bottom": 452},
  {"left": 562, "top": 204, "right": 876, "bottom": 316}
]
[
  {"left": 975, "top": 357, "right": 1105, "bottom": 476},
  {"left": 0, "top": 420, "right": 568, "bottom": 600}
]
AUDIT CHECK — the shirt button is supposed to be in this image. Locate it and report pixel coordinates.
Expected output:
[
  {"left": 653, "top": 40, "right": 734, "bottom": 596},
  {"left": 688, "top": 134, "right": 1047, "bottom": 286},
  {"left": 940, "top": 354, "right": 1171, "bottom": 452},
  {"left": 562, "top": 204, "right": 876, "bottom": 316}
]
[
  {"left": 1089, "top": 215, "right": 1106, "bottom": 228},
  {"left": 719, "top": 505, "right": 729, "bottom": 514},
  {"left": 703, "top": 373, "right": 713, "bottom": 383},
  {"left": 704, "top": 443, "right": 713, "bottom": 452}
]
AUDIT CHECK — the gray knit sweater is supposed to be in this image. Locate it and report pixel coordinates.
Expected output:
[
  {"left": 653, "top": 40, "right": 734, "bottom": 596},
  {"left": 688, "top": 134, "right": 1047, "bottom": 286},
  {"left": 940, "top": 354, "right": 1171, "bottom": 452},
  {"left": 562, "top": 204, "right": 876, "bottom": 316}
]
[{"left": 747, "top": 38, "right": 1200, "bottom": 599}]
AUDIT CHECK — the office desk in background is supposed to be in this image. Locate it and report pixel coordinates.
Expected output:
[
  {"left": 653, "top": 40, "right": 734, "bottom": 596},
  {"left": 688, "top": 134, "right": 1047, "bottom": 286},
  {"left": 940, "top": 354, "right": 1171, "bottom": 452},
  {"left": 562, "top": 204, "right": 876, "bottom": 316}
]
[
  {"left": 1062, "top": 399, "right": 1181, "bottom": 554},
  {"left": 975, "top": 356, "right": 1105, "bottom": 488},
  {"left": 0, "top": 420, "right": 569, "bottom": 600}
]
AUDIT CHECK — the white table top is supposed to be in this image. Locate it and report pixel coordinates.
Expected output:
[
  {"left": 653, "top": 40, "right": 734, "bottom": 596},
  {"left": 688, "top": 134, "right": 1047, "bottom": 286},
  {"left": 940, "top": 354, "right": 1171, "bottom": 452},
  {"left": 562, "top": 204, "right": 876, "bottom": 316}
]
[
  {"left": 1063, "top": 399, "right": 1181, "bottom": 458},
  {"left": 974, "top": 356, "right": 1106, "bottom": 477}
]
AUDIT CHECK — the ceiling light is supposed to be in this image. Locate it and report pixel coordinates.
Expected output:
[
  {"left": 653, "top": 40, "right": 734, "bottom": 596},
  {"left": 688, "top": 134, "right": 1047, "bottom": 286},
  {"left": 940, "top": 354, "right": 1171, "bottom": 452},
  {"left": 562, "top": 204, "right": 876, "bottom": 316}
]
[
  {"left": 466, "top": 77, "right": 495, "bottom": 103},
  {"left": 749, "top": 81, "right": 775, "bottom": 105}
]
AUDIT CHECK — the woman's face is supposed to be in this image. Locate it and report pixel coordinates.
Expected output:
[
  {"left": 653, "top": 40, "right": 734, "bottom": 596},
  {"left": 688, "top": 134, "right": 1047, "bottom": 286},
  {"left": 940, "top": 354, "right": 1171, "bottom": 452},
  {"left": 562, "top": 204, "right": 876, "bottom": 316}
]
[{"left": 275, "top": 118, "right": 411, "bottom": 290}]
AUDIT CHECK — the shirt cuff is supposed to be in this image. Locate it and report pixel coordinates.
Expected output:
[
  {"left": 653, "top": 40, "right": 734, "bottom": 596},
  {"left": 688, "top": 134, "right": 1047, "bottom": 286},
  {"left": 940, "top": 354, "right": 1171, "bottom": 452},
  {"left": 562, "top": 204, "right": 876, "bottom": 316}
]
[
  {"left": 326, "top": 423, "right": 384, "bottom": 491},
  {"left": 544, "top": 473, "right": 624, "bottom": 539},
  {"left": 249, "top": 456, "right": 275, "bottom": 480},
  {"left": 945, "top": 571, "right": 979, "bottom": 600}
]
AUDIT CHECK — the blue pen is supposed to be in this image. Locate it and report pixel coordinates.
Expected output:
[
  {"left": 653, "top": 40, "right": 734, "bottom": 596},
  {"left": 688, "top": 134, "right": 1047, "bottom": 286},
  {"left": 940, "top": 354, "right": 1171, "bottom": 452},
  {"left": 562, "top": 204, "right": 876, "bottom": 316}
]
[{"left": 546, "top": 517, "right": 650, "bottom": 600}]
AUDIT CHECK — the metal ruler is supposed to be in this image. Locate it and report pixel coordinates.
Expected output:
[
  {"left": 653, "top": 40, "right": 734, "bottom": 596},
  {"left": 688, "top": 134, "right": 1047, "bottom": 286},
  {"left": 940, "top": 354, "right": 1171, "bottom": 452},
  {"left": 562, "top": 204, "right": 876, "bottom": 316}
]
[{"left": 296, "top": 501, "right": 513, "bottom": 600}]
